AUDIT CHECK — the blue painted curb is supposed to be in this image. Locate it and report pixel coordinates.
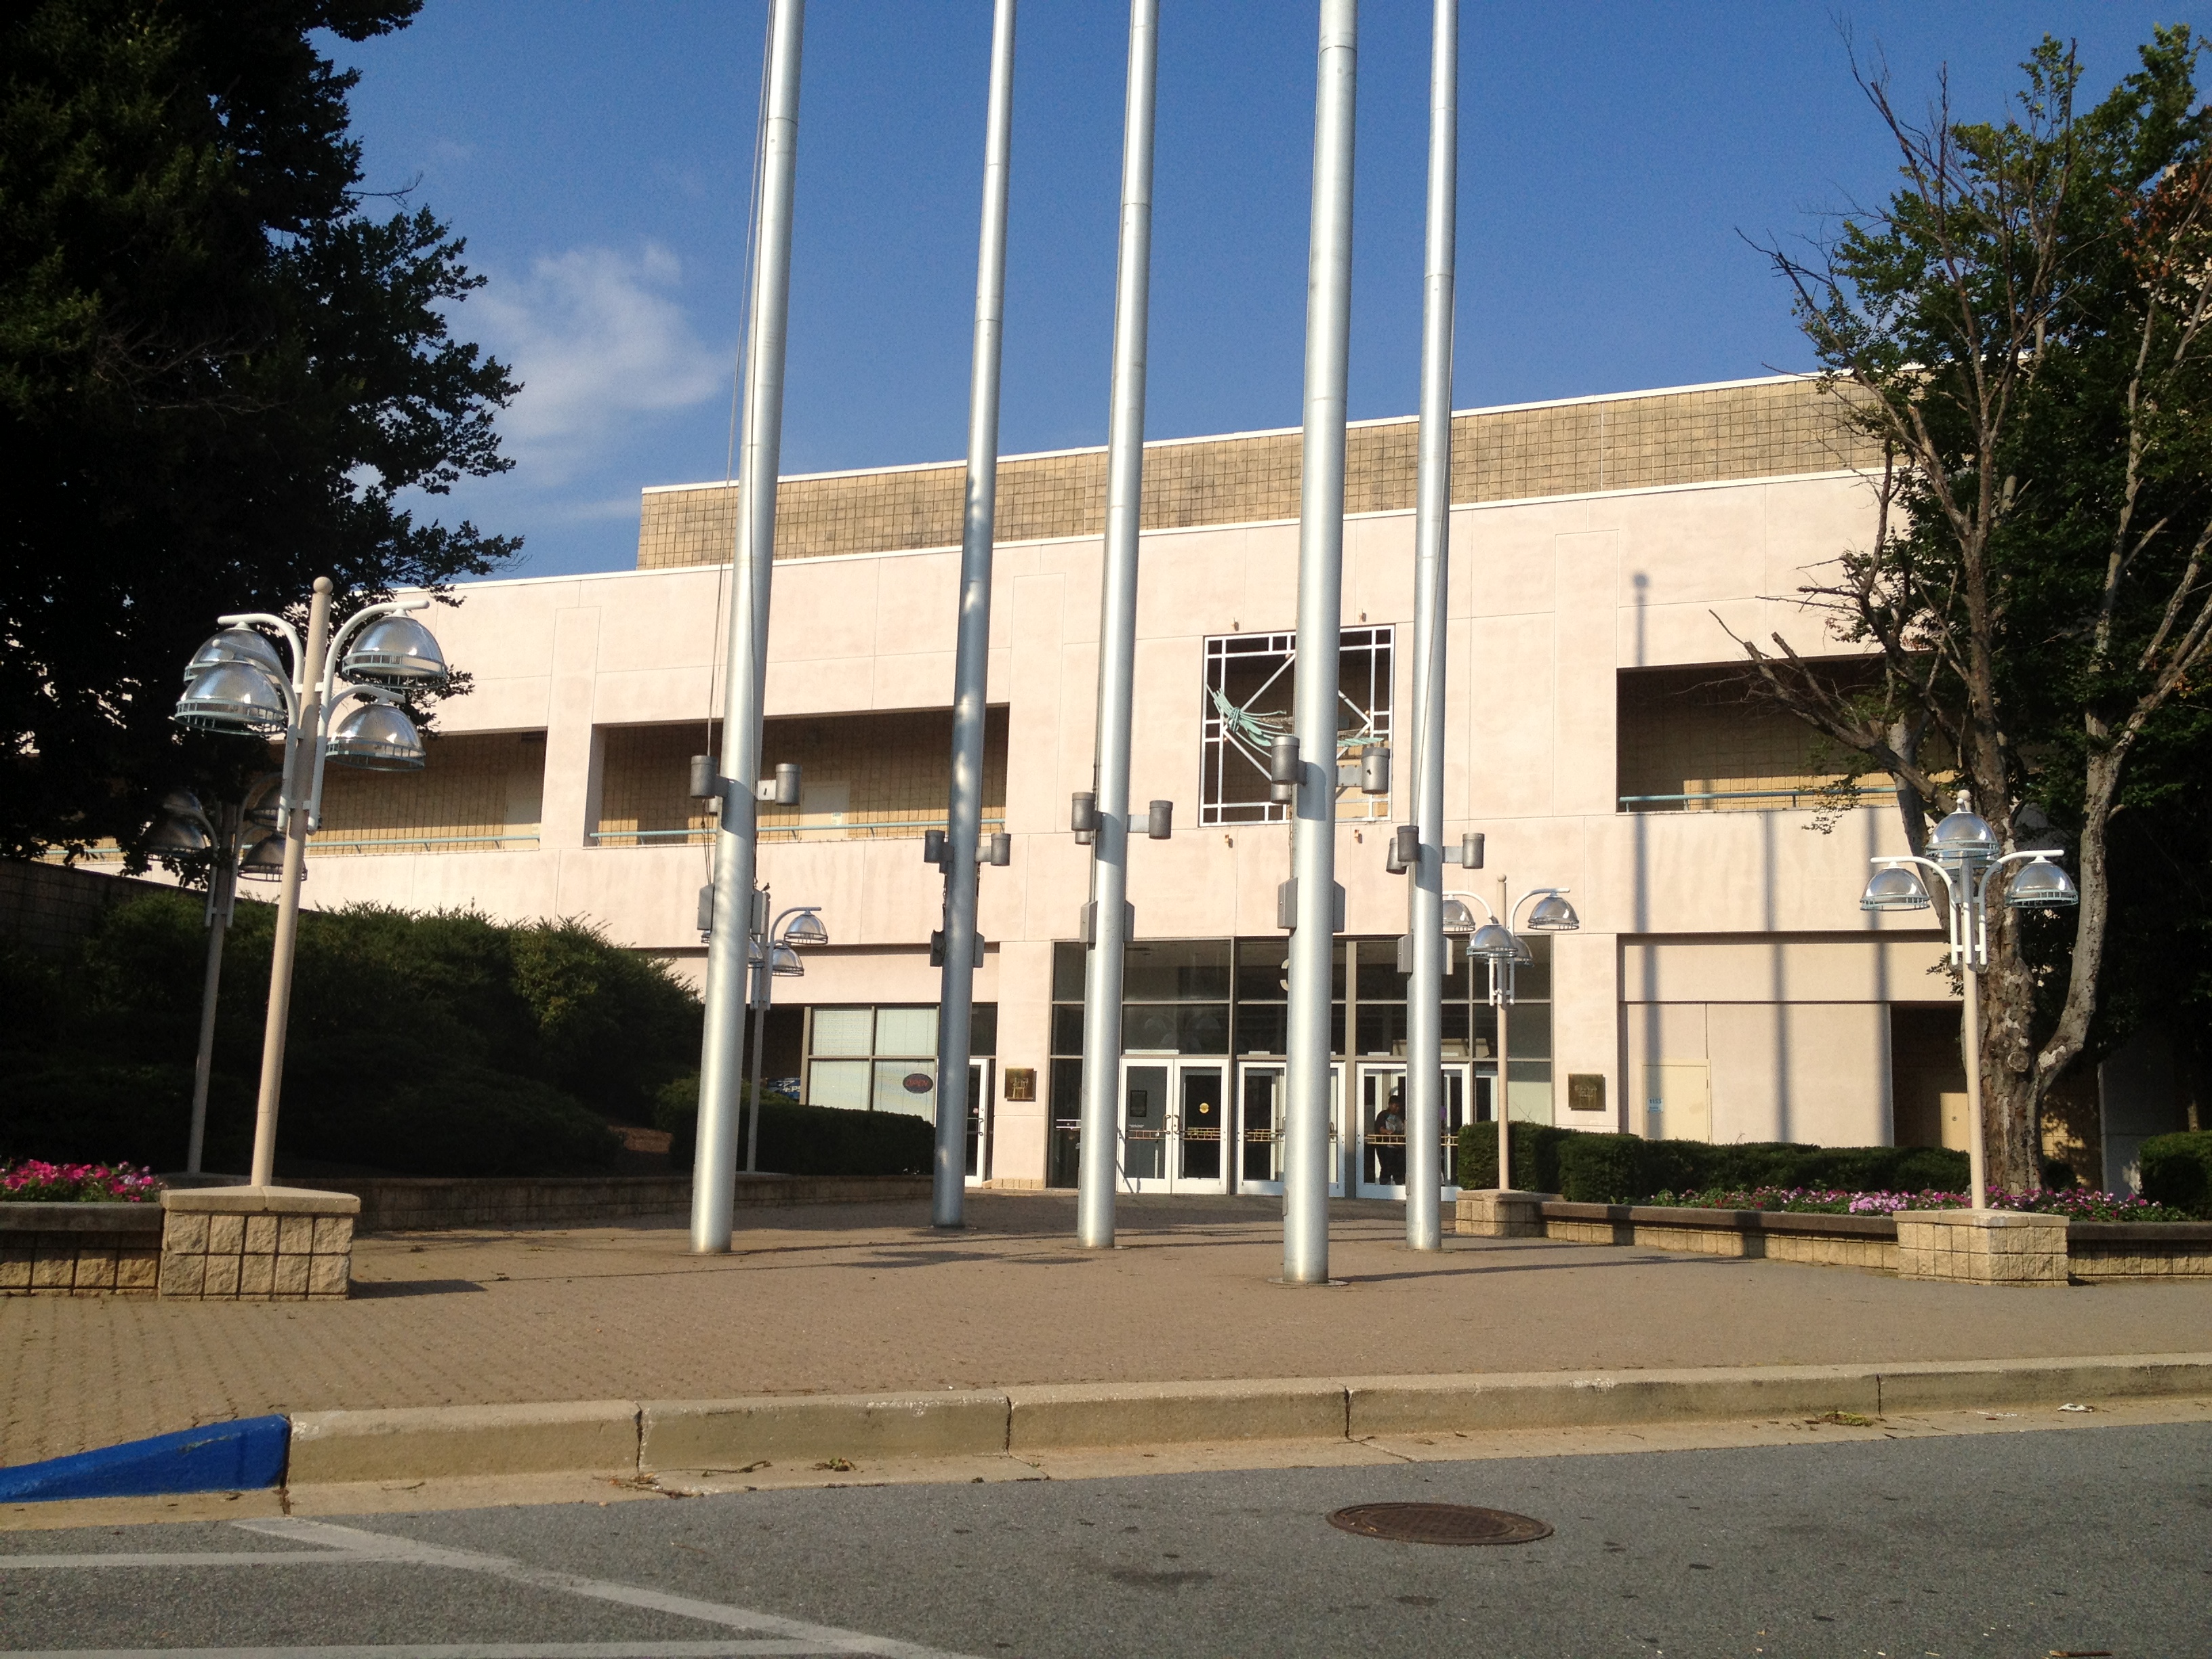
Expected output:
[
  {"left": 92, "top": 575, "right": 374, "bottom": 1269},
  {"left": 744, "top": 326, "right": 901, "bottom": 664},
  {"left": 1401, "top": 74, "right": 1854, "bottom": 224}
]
[{"left": 0, "top": 1416, "right": 289, "bottom": 1502}]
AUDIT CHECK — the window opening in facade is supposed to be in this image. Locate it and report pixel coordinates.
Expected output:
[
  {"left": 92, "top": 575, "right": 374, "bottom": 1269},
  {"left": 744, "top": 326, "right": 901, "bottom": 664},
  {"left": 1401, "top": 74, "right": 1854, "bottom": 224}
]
[
  {"left": 1201, "top": 628, "right": 1393, "bottom": 825},
  {"left": 1614, "top": 662, "right": 1893, "bottom": 814}
]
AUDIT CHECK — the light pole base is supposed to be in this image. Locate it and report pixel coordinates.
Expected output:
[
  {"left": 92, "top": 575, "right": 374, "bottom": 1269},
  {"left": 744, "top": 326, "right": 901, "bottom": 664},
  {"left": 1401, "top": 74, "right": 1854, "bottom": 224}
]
[
  {"left": 1454, "top": 1189, "right": 1556, "bottom": 1238},
  {"left": 1895, "top": 1209, "right": 2068, "bottom": 1286}
]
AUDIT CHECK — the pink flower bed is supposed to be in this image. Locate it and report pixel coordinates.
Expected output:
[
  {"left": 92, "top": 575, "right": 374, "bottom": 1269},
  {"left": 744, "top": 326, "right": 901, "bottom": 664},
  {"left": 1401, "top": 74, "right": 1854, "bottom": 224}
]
[
  {"left": 1648, "top": 1185, "right": 2193, "bottom": 1223},
  {"left": 0, "top": 1160, "right": 163, "bottom": 1204}
]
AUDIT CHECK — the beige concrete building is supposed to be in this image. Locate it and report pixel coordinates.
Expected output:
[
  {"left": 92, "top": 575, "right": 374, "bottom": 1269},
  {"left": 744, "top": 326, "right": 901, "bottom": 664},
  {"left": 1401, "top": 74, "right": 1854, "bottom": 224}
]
[{"left": 302, "top": 373, "right": 1975, "bottom": 1193}]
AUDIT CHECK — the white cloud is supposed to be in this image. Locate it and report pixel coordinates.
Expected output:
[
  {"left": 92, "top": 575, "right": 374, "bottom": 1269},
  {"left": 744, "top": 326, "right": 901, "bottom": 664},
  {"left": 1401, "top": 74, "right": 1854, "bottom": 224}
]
[{"left": 471, "top": 243, "right": 726, "bottom": 483}]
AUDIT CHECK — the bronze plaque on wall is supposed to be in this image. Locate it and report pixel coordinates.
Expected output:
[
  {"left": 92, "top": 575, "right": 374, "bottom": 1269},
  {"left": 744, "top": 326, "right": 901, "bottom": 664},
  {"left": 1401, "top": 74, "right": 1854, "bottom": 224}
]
[
  {"left": 1004, "top": 1067, "right": 1038, "bottom": 1102},
  {"left": 1568, "top": 1073, "right": 1606, "bottom": 1113}
]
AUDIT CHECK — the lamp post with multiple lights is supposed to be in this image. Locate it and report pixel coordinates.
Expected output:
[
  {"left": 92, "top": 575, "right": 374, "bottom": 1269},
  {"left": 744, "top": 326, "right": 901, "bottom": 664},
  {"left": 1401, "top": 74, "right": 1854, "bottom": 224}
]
[
  {"left": 742, "top": 901, "right": 830, "bottom": 1174},
  {"left": 1858, "top": 797, "right": 2078, "bottom": 1208},
  {"left": 1443, "top": 880, "right": 1580, "bottom": 1193},
  {"left": 171, "top": 579, "right": 449, "bottom": 1187}
]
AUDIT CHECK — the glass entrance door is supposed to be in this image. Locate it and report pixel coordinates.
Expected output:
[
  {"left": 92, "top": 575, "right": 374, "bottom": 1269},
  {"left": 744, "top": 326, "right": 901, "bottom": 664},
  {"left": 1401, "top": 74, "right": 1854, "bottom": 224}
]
[
  {"left": 1119, "top": 1060, "right": 1229, "bottom": 1195},
  {"left": 964, "top": 1059, "right": 991, "bottom": 1185},
  {"left": 1235, "top": 1061, "right": 1344, "bottom": 1197},
  {"left": 1356, "top": 1065, "right": 1471, "bottom": 1199}
]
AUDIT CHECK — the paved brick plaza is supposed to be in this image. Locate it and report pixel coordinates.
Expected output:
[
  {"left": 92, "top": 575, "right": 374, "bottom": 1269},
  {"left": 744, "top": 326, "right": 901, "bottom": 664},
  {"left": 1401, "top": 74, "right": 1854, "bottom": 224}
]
[{"left": 6, "top": 1193, "right": 2210, "bottom": 1467}]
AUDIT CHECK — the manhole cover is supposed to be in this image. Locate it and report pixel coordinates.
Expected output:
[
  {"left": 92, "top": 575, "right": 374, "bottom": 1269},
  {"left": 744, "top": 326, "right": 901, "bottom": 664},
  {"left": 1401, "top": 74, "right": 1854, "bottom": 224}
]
[{"left": 1326, "top": 1502, "right": 1553, "bottom": 1546}]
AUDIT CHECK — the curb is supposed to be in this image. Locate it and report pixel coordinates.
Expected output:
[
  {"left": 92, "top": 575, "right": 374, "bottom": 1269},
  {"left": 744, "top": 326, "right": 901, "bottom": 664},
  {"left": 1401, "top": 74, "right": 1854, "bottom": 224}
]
[{"left": 7, "top": 1354, "right": 2210, "bottom": 1500}]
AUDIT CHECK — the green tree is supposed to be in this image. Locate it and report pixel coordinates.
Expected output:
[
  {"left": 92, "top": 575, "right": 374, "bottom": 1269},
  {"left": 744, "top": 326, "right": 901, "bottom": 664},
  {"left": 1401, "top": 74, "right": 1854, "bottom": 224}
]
[
  {"left": 1736, "top": 31, "right": 2212, "bottom": 1189},
  {"left": 1, "top": 0, "right": 518, "bottom": 860}
]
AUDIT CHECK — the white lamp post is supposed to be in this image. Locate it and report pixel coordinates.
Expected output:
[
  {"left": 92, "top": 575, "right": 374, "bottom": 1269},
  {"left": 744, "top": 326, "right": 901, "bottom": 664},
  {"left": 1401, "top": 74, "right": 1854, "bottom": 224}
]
[
  {"left": 1446, "top": 879, "right": 1580, "bottom": 1193},
  {"left": 742, "top": 901, "right": 829, "bottom": 1175},
  {"left": 1859, "top": 796, "right": 2078, "bottom": 1209},
  {"left": 173, "top": 579, "right": 447, "bottom": 1188}
]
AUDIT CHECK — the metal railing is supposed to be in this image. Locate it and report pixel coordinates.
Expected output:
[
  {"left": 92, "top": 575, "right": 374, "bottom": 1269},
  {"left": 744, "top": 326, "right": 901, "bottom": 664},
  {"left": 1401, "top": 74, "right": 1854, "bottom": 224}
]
[
  {"left": 588, "top": 815, "right": 1006, "bottom": 848},
  {"left": 1618, "top": 787, "right": 1867, "bottom": 813},
  {"left": 313, "top": 833, "right": 541, "bottom": 854}
]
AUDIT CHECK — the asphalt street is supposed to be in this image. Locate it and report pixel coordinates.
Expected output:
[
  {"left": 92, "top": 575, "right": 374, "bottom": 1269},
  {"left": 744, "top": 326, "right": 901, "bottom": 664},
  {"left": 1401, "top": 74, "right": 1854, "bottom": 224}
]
[{"left": 2, "top": 1421, "right": 2207, "bottom": 1658}]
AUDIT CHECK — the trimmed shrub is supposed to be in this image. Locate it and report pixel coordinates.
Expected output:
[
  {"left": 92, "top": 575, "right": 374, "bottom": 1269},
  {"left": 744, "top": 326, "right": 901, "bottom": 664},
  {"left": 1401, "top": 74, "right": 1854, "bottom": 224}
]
[
  {"left": 1454, "top": 1123, "right": 1970, "bottom": 1204},
  {"left": 2140, "top": 1131, "right": 2212, "bottom": 1218},
  {"left": 5, "top": 894, "right": 689, "bottom": 1176},
  {"left": 655, "top": 1075, "right": 933, "bottom": 1177}
]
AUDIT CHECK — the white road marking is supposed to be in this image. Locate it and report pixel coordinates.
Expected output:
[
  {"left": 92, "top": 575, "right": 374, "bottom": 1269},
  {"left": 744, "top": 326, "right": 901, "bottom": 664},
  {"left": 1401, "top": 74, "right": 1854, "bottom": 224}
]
[
  {"left": 1, "top": 1646, "right": 826, "bottom": 1658},
  {"left": 238, "top": 1519, "right": 979, "bottom": 1659},
  {"left": 0, "top": 1519, "right": 983, "bottom": 1659}
]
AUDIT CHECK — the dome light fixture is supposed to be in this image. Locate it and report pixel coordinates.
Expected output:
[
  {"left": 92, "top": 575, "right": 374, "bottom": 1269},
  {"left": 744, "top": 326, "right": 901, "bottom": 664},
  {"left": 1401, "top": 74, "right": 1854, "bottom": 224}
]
[
  {"left": 1860, "top": 865, "right": 1933, "bottom": 912},
  {"left": 184, "top": 628, "right": 287, "bottom": 684},
  {"left": 176, "top": 661, "right": 291, "bottom": 735},
  {"left": 2005, "top": 857, "right": 2079, "bottom": 911},
  {"left": 1523, "top": 892, "right": 1580, "bottom": 933},
  {"left": 326, "top": 701, "right": 426, "bottom": 771},
  {"left": 340, "top": 615, "right": 449, "bottom": 687}
]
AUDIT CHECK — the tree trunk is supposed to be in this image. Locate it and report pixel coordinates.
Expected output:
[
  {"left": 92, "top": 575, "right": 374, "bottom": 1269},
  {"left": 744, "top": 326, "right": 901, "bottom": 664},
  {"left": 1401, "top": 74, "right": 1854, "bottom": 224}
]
[{"left": 1981, "top": 902, "right": 2043, "bottom": 1193}]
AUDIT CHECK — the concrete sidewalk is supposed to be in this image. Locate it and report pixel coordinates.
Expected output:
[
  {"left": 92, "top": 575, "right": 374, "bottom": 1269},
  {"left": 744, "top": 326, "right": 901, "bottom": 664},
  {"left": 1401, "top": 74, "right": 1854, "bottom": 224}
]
[{"left": 7, "top": 1191, "right": 2211, "bottom": 1467}]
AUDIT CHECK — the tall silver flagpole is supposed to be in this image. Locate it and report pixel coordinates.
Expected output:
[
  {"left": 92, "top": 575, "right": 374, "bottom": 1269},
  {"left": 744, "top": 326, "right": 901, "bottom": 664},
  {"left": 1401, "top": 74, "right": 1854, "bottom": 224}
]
[
  {"left": 935, "top": 0, "right": 1019, "bottom": 1230},
  {"left": 1076, "top": 0, "right": 1160, "bottom": 1251},
  {"left": 1404, "top": 0, "right": 1457, "bottom": 1252},
  {"left": 1284, "top": 0, "right": 1358, "bottom": 1285},
  {"left": 693, "top": 0, "right": 805, "bottom": 1254}
]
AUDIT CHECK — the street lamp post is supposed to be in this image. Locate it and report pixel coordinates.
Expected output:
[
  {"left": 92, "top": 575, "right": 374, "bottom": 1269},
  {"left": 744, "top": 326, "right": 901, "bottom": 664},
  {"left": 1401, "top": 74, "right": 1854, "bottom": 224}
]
[
  {"left": 743, "top": 901, "right": 827, "bottom": 1174},
  {"left": 173, "top": 581, "right": 449, "bottom": 1187},
  {"left": 1859, "top": 796, "right": 2079, "bottom": 1209},
  {"left": 1447, "top": 878, "right": 1580, "bottom": 1193}
]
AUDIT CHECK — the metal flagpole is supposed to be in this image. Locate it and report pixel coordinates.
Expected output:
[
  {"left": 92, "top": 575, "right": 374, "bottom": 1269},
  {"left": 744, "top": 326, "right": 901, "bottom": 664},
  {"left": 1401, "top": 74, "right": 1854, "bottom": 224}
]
[
  {"left": 693, "top": 0, "right": 805, "bottom": 1254},
  {"left": 935, "top": 0, "right": 1019, "bottom": 1230},
  {"left": 186, "top": 806, "right": 239, "bottom": 1176},
  {"left": 1496, "top": 871, "right": 1513, "bottom": 1190},
  {"left": 1075, "top": 0, "right": 1160, "bottom": 1252},
  {"left": 1284, "top": 0, "right": 1359, "bottom": 1285},
  {"left": 1403, "top": 0, "right": 1458, "bottom": 1252}
]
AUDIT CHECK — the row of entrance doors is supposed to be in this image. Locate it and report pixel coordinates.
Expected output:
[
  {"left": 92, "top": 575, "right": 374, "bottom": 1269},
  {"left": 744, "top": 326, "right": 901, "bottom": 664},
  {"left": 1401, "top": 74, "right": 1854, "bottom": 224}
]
[{"left": 1116, "top": 1059, "right": 1492, "bottom": 1199}]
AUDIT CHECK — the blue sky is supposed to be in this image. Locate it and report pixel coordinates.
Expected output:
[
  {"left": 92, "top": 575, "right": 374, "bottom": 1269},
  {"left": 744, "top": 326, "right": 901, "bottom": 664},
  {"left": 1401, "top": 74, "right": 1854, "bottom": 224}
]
[{"left": 329, "top": 2, "right": 2205, "bottom": 579}]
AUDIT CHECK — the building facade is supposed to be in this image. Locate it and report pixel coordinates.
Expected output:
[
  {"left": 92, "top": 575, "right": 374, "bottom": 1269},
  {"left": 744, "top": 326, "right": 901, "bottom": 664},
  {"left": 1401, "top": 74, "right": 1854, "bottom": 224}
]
[{"left": 302, "top": 374, "right": 1977, "bottom": 1191}]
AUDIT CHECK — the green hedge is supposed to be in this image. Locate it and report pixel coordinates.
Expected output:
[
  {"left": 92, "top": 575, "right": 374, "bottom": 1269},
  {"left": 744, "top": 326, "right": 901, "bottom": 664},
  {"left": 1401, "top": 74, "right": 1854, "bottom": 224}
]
[
  {"left": 2139, "top": 1131, "right": 2212, "bottom": 1218},
  {"left": 655, "top": 1075, "right": 933, "bottom": 1178},
  {"left": 1454, "top": 1122, "right": 1971, "bottom": 1204},
  {"left": 0, "top": 894, "right": 693, "bottom": 1176}
]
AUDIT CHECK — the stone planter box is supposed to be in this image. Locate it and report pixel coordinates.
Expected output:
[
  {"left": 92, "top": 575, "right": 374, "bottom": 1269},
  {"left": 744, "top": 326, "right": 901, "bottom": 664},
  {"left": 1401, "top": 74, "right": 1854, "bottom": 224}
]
[
  {"left": 1454, "top": 1195, "right": 2212, "bottom": 1283},
  {"left": 1533, "top": 1200, "right": 1898, "bottom": 1271},
  {"left": 0, "top": 1202, "right": 164, "bottom": 1296}
]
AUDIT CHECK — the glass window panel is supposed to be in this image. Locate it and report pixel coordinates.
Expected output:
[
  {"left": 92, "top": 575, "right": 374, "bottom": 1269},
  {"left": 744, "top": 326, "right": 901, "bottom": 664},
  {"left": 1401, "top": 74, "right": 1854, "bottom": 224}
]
[
  {"left": 1232, "top": 937, "right": 1345, "bottom": 1001},
  {"left": 1122, "top": 1004, "right": 1183, "bottom": 1053},
  {"left": 807, "top": 1059, "right": 869, "bottom": 1110},
  {"left": 1513, "top": 935, "right": 1553, "bottom": 1001},
  {"left": 1235, "top": 1003, "right": 1286, "bottom": 1056},
  {"left": 811, "top": 1008, "right": 873, "bottom": 1058},
  {"left": 1354, "top": 946, "right": 1406, "bottom": 1004},
  {"left": 1357, "top": 1003, "right": 1407, "bottom": 1057},
  {"left": 874, "top": 1059, "right": 935, "bottom": 1118},
  {"left": 1051, "top": 1004, "right": 1086, "bottom": 1055},
  {"left": 875, "top": 1006, "right": 937, "bottom": 1056},
  {"left": 1121, "top": 939, "right": 1231, "bottom": 1002},
  {"left": 1052, "top": 942, "right": 1086, "bottom": 1002},
  {"left": 970, "top": 1003, "right": 998, "bottom": 1056},
  {"left": 1502, "top": 1002, "right": 1552, "bottom": 1060},
  {"left": 1176, "top": 1004, "right": 1231, "bottom": 1054}
]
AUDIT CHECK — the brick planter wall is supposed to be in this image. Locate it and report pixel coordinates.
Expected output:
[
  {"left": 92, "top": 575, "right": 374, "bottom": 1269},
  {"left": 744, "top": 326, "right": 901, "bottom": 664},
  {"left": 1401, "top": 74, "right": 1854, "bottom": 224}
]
[
  {"left": 2066, "top": 1221, "right": 2212, "bottom": 1279},
  {"left": 1534, "top": 1201, "right": 1898, "bottom": 1271},
  {"left": 0, "top": 1203, "right": 163, "bottom": 1296},
  {"left": 281, "top": 1172, "right": 931, "bottom": 1232}
]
